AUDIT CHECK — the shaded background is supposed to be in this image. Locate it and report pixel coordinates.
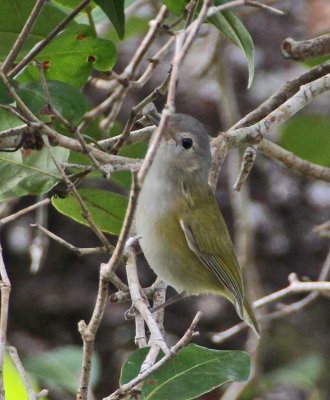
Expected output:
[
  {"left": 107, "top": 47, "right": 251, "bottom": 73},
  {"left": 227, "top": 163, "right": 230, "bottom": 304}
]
[{"left": 1, "top": 0, "right": 330, "bottom": 399}]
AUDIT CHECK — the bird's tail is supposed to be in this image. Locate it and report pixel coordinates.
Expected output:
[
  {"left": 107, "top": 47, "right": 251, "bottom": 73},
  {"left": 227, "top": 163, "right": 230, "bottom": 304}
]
[{"left": 243, "top": 298, "right": 260, "bottom": 337}]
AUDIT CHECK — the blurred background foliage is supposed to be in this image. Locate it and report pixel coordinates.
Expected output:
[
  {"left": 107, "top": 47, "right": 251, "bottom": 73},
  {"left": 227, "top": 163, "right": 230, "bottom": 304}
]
[{"left": 1, "top": 0, "right": 330, "bottom": 399}]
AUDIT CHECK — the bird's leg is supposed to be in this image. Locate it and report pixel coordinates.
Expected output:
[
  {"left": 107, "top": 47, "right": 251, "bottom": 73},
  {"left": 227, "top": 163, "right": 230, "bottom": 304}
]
[{"left": 150, "top": 291, "right": 186, "bottom": 313}]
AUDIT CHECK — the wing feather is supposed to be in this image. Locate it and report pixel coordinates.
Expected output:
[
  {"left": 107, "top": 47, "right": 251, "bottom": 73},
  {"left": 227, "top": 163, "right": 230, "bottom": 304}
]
[{"left": 180, "top": 186, "right": 244, "bottom": 317}]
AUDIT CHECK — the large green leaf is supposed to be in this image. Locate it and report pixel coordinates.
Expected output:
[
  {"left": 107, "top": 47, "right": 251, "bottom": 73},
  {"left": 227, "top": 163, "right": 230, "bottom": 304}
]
[
  {"left": 16, "top": 80, "right": 87, "bottom": 125},
  {"left": 0, "top": 0, "right": 72, "bottom": 61},
  {"left": 120, "top": 344, "right": 251, "bottom": 400},
  {"left": 280, "top": 114, "right": 330, "bottom": 167},
  {"left": 0, "top": 147, "right": 69, "bottom": 202},
  {"left": 94, "top": 0, "right": 125, "bottom": 40},
  {"left": 18, "top": 25, "right": 117, "bottom": 88},
  {"left": 209, "top": 1, "right": 254, "bottom": 88},
  {"left": 52, "top": 188, "right": 128, "bottom": 234},
  {"left": 24, "top": 345, "right": 100, "bottom": 394}
]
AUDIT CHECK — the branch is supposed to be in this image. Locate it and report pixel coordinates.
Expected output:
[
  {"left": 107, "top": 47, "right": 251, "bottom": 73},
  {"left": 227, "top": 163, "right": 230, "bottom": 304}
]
[
  {"left": 282, "top": 34, "right": 330, "bottom": 61},
  {"left": 0, "top": 198, "right": 50, "bottom": 227},
  {"left": 1, "top": 0, "right": 46, "bottom": 74},
  {"left": 42, "top": 134, "right": 112, "bottom": 251},
  {"left": 31, "top": 223, "right": 108, "bottom": 256},
  {"left": 77, "top": 264, "right": 110, "bottom": 400},
  {"left": 7, "top": 346, "right": 48, "bottom": 400},
  {"left": 0, "top": 243, "right": 11, "bottom": 400},
  {"left": 217, "top": 73, "right": 330, "bottom": 147},
  {"left": 231, "top": 60, "right": 330, "bottom": 129},
  {"left": 258, "top": 139, "right": 330, "bottom": 183},
  {"left": 213, "top": 250, "right": 330, "bottom": 343},
  {"left": 125, "top": 247, "right": 169, "bottom": 354}
]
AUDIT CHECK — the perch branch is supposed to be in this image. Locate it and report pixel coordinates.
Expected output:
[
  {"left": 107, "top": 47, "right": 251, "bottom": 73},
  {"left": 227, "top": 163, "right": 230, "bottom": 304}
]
[{"left": 282, "top": 34, "right": 330, "bottom": 61}]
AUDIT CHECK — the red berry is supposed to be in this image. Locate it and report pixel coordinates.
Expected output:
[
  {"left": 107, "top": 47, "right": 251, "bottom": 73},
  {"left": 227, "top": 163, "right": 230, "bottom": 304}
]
[
  {"left": 88, "top": 55, "right": 96, "bottom": 63},
  {"left": 76, "top": 34, "right": 86, "bottom": 40},
  {"left": 42, "top": 60, "right": 50, "bottom": 70}
]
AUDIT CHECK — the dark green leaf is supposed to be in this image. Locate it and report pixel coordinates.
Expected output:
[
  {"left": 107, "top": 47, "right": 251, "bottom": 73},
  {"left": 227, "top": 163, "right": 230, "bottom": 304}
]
[
  {"left": 0, "top": 0, "right": 73, "bottom": 61},
  {"left": 0, "top": 80, "right": 13, "bottom": 104},
  {"left": 280, "top": 114, "right": 330, "bottom": 167},
  {"left": 16, "top": 80, "right": 86, "bottom": 125},
  {"left": 209, "top": 1, "right": 254, "bottom": 88},
  {"left": 94, "top": 0, "right": 125, "bottom": 40},
  {"left": 52, "top": 188, "right": 128, "bottom": 234},
  {"left": 162, "top": 0, "right": 187, "bottom": 16},
  {"left": 0, "top": 147, "right": 69, "bottom": 202},
  {"left": 120, "top": 344, "right": 251, "bottom": 400},
  {"left": 24, "top": 345, "right": 100, "bottom": 394},
  {"left": 18, "top": 25, "right": 117, "bottom": 88}
]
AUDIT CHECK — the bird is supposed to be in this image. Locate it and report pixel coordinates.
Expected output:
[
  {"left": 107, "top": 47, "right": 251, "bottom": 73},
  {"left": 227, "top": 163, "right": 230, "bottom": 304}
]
[{"left": 135, "top": 113, "right": 259, "bottom": 336}]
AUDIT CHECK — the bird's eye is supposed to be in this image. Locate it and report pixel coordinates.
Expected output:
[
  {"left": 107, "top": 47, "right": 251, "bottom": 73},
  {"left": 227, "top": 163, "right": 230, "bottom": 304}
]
[{"left": 181, "top": 137, "right": 193, "bottom": 149}]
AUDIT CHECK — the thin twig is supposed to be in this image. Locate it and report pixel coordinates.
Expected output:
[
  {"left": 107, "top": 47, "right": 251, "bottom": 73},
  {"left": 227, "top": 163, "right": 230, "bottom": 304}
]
[
  {"left": 31, "top": 223, "right": 108, "bottom": 256},
  {"left": 258, "top": 139, "right": 330, "bottom": 183},
  {"left": 125, "top": 247, "right": 169, "bottom": 353},
  {"left": 233, "top": 146, "right": 257, "bottom": 191},
  {"left": 104, "top": 171, "right": 140, "bottom": 276},
  {"left": 41, "top": 134, "right": 112, "bottom": 251},
  {"left": 7, "top": 346, "right": 48, "bottom": 400},
  {"left": 213, "top": 251, "right": 330, "bottom": 342},
  {"left": 77, "top": 264, "right": 110, "bottom": 400},
  {"left": 0, "top": 243, "right": 11, "bottom": 400},
  {"left": 1, "top": 0, "right": 46, "bottom": 74},
  {"left": 0, "top": 198, "right": 50, "bottom": 227},
  {"left": 8, "top": 0, "right": 91, "bottom": 77}
]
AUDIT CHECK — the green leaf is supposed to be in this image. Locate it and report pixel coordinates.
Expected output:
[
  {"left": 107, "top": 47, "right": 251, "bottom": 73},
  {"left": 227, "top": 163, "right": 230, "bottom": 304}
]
[
  {"left": 52, "top": 188, "right": 128, "bottom": 234},
  {"left": 18, "top": 25, "right": 117, "bottom": 88},
  {"left": 0, "top": 147, "right": 69, "bottom": 202},
  {"left": 4, "top": 352, "right": 45, "bottom": 400},
  {"left": 0, "top": 0, "right": 72, "bottom": 62},
  {"left": 120, "top": 344, "right": 251, "bottom": 400},
  {"left": 94, "top": 0, "right": 125, "bottom": 40},
  {"left": 162, "top": 0, "right": 187, "bottom": 16},
  {"left": 16, "top": 80, "right": 86, "bottom": 125},
  {"left": 0, "top": 80, "right": 13, "bottom": 104},
  {"left": 280, "top": 114, "right": 330, "bottom": 167},
  {"left": 0, "top": 108, "right": 23, "bottom": 131},
  {"left": 209, "top": 1, "right": 254, "bottom": 88},
  {"left": 112, "top": 142, "right": 147, "bottom": 188},
  {"left": 24, "top": 345, "right": 100, "bottom": 394}
]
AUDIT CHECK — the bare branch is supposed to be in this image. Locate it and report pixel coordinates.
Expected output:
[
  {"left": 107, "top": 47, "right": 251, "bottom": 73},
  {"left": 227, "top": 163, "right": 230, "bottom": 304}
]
[
  {"left": 0, "top": 198, "right": 50, "bottom": 227},
  {"left": 282, "top": 34, "right": 330, "bottom": 61},
  {"left": 7, "top": 346, "right": 48, "bottom": 400},
  {"left": 258, "top": 139, "right": 330, "bottom": 183},
  {"left": 31, "top": 223, "right": 108, "bottom": 256},
  {"left": 0, "top": 244, "right": 11, "bottom": 400}
]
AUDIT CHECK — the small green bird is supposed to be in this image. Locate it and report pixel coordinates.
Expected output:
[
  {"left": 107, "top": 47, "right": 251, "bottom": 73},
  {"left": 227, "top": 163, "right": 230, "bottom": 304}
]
[{"left": 136, "top": 113, "right": 259, "bottom": 336}]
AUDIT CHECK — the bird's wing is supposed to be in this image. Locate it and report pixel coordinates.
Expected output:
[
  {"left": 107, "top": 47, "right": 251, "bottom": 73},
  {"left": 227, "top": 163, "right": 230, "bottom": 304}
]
[{"left": 179, "top": 187, "right": 244, "bottom": 318}]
